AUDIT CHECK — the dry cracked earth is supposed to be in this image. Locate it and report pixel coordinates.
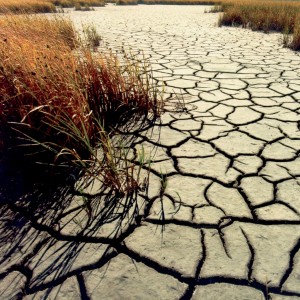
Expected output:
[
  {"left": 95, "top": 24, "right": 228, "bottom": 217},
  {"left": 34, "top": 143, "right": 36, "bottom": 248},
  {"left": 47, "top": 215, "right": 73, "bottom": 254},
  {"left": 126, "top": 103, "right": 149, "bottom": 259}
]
[{"left": 1, "top": 4, "right": 300, "bottom": 300}]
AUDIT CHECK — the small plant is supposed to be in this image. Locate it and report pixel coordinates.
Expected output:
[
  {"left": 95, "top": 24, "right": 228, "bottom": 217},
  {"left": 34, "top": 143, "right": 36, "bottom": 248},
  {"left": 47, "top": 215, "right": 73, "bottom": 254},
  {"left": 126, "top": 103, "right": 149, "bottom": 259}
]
[
  {"left": 83, "top": 24, "right": 101, "bottom": 48},
  {"left": 174, "top": 92, "right": 188, "bottom": 113},
  {"left": 159, "top": 172, "right": 168, "bottom": 197},
  {"left": 290, "top": 22, "right": 300, "bottom": 51},
  {"left": 116, "top": 0, "right": 138, "bottom": 5},
  {"left": 209, "top": 4, "right": 223, "bottom": 13},
  {"left": 282, "top": 26, "right": 292, "bottom": 48},
  {"left": 51, "top": 0, "right": 105, "bottom": 8},
  {"left": 75, "top": 3, "right": 87, "bottom": 10}
]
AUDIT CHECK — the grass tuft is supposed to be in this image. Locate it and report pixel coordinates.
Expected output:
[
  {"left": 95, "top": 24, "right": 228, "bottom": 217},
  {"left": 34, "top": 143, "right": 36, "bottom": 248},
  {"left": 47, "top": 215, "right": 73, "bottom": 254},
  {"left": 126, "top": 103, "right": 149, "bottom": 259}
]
[
  {"left": 217, "top": 0, "right": 300, "bottom": 51},
  {"left": 83, "top": 24, "right": 102, "bottom": 47},
  {"left": 0, "top": 0, "right": 105, "bottom": 14},
  {"left": 116, "top": 0, "right": 218, "bottom": 5},
  {"left": 0, "top": 0, "right": 56, "bottom": 14},
  {"left": 0, "top": 14, "right": 162, "bottom": 188},
  {"left": 219, "top": 1, "right": 299, "bottom": 32},
  {"left": 51, "top": 0, "right": 105, "bottom": 8},
  {"left": 290, "top": 21, "right": 300, "bottom": 51},
  {"left": 75, "top": 3, "right": 93, "bottom": 10},
  {"left": 0, "top": 14, "right": 162, "bottom": 226}
]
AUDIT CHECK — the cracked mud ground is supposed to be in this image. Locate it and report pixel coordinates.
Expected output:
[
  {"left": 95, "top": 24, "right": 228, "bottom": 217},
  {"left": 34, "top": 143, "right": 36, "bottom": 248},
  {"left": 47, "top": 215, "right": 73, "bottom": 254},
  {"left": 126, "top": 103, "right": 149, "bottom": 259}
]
[{"left": 1, "top": 5, "right": 300, "bottom": 300}]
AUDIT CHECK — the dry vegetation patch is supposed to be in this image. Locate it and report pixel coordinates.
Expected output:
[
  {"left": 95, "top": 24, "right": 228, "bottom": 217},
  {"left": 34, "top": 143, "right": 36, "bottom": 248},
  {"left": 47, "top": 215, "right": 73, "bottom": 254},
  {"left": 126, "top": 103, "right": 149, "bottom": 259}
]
[
  {"left": 0, "top": 15, "right": 161, "bottom": 201},
  {"left": 0, "top": 0, "right": 105, "bottom": 13},
  {"left": 217, "top": 0, "right": 300, "bottom": 50},
  {"left": 0, "top": 0, "right": 56, "bottom": 13},
  {"left": 116, "top": 0, "right": 217, "bottom": 5},
  {"left": 51, "top": 0, "right": 105, "bottom": 8}
]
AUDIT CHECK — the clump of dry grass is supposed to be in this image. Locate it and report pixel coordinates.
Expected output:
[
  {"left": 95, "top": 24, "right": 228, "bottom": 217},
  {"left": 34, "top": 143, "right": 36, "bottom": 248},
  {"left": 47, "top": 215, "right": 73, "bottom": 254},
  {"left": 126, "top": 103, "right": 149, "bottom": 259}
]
[
  {"left": 116, "top": 0, "right": 218, "bottom": 5},
  {"left": 217, "top": 0, "right": 300, "bottom": 51},
  {"left": 0, "top": 14, "right": 77, "bottom": 48},
  {"left": 116, "top": 0, "right": 138, "bottom": 5},
  {"left": 219, "top": 1, "right": 300, "bottom": 33},
  {"left": 74, "top": 3, "right": 93, "bottom": 10},
  {"left": 0, "top": 0, "right": 105, "bottom": 14},
  {"left": 0, "top": 0, "right": 56, "bottom": 13},
  {"left": 0, "top": 14, "right": 161, "bottom": 177},
  {"left": 51, "top": 0, "right": 105, "bottom": 8},
  {"left": 290, "top": 21, "right": 300, "bottom": 51},
  {"left": 83, "top": 24, "right": 102, "bottom": 47},
  {"left": 0, "top": 15, "right": 162, "bottom": 226},
  {"left": 141, "top": 0, "right": 217, "bottom": 4}
]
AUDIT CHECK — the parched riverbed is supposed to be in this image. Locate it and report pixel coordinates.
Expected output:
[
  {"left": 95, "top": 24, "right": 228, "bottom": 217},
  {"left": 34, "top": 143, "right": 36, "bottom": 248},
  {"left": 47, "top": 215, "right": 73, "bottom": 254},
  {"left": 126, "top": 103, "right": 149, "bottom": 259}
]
[{"left": 1, "top": 5, "right": 300, "bottom": 299}]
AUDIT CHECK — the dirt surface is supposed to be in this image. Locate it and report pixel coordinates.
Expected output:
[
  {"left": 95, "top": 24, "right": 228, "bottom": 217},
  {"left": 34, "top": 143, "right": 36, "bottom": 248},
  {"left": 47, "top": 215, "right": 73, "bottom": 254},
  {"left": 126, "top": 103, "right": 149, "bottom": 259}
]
[{"left": 1, "top": 5, "right": 300, "bottom": 299}]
